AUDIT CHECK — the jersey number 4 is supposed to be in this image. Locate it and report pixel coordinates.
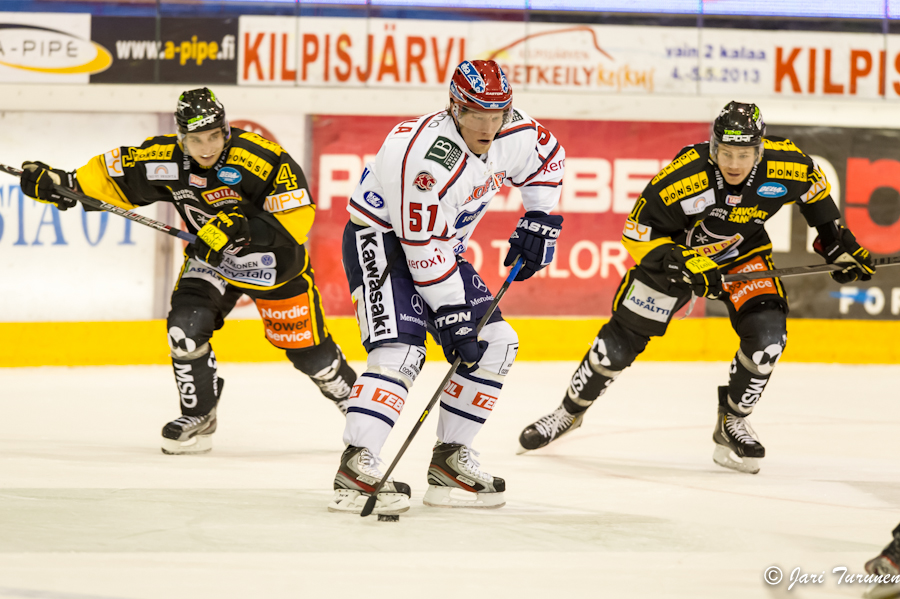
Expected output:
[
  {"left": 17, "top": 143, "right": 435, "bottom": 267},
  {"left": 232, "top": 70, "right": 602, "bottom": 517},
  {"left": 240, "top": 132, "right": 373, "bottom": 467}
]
[{"left": 409, "top": 203, "right": 438, "bottom": 232}]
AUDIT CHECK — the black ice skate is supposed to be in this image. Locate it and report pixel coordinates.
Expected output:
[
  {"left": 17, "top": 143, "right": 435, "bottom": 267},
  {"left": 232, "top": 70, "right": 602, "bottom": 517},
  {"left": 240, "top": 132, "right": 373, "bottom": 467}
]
[
  {"left": 161, "top": 410, "right": 217, "bottom": 455},
  {"left": 160, "top": 378, "right": 223, "bottom": 455},
  {"left": 517, "top": 401, "right": 585, "bottom": 454},
  {"left": 329, "top": 445, "right": 411, "bottom": 515},
  {"left": 865, "top": 538, "right": 900, "bottom": 599},
  {"left": 423, "top": 443, "right": 505, "bottom": 509},
  {"left": 712, "top": 386, "right": 765, "bottom": 474}
]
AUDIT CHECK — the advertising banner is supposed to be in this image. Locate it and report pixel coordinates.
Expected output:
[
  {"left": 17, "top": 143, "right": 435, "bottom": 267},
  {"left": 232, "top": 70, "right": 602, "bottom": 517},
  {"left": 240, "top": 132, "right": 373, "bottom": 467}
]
[
  {"left": 307, "top": 114, "right": 710, "bottom": 318},
  {"left": 233, "top": 15, "right": 900, "bottom": 100},
  {"left": 0, "top": 12, "right": 112, "bottom": 83},
  {"left": 0, "top": 112, "right": 162, "bottom": 321},
  {"left": 308, "top": 115, "right": 900, "bottom": 320},
  {"left": 90, "top": 17, "right": 238, "bottom": 84}
]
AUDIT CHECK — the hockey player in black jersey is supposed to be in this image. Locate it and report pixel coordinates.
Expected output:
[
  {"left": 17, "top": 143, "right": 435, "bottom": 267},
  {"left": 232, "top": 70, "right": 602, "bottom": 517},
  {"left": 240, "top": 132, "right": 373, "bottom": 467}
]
[
  {"left": 518, "top": 101, "right": 875, "bottom": 474},
  {"left": 19, "top": 88, "right": 357, "bottom": 454}
]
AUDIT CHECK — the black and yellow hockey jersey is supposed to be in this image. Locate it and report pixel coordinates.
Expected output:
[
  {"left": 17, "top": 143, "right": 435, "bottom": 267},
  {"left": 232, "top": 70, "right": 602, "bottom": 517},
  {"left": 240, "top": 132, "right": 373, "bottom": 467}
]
[
  {"left": 622, "top": 137, "right": 840, "bottom": 281},
  {"left": 75, "top": 128, "right": 315, "bottom": 290}
]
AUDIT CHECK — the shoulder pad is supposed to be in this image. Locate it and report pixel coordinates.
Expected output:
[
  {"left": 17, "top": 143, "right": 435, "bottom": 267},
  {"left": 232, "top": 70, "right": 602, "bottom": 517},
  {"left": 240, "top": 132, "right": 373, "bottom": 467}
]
[
  {"left": 763, "top": 137, "right": 805, "bottom": 155},
  {"left": 233, "top": 129, "right": 285, "bottom": 157},
  {"left": 651, "top": 144, "right": 708, "bottom": 186},
  {"left": 225, "top": 144, "right": 276, "bottom": 181}
]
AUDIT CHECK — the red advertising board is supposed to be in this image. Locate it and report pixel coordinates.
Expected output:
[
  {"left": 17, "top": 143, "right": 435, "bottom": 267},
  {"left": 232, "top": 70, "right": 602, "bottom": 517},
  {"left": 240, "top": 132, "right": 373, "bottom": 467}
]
[{"left": 308, "top": 114, "right": 709, "bottom": 317}]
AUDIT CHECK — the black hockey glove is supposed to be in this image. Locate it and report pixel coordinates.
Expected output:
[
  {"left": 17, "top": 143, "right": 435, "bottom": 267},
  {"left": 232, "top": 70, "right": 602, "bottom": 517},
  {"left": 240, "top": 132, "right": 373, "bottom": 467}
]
[
  {"left": 813, "top": 225, "right": 875, "bottom": 284},
  {"left": 20, "top": 161, "right": 77, "bottom": 210},
  {"left": 663, "top": 245, "right": 724, "bottom": 299},
  {"left": 504, "top": 211, "right": 563, "bottom": 281},
  {"left": 194, "top": 205, "right": 251, "bottom": 267},
  {"left": 434, "top": 304, "right": 488, "bottom": 367}
]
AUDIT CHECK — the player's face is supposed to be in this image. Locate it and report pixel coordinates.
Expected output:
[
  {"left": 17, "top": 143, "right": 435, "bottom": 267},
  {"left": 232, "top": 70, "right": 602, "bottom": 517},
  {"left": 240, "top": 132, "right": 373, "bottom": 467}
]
[
  {"left": 183, "top": 129, "right": 225, "bottom": 168},
  {"left": 717, "top": 143, "right": 757, "bottom": 185},
  {"left": 455, "top": 107, "right": 505, "bottom": 154}
]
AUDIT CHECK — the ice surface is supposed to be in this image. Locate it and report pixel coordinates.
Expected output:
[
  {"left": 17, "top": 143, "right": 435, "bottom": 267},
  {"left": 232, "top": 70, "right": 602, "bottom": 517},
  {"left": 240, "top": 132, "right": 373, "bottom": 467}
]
[{"left": 0, "top": 361, "right": 898, "bottom": 599}]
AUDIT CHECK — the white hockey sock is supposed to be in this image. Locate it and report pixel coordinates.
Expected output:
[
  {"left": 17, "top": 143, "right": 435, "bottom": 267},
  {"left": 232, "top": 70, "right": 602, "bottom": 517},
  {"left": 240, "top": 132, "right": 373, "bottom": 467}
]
[
  {"left": 343, "top": 373, "right": 408, "bottom": 457},
  {"left": 436, "top": 370, "right": 503, "bottom": 447}
]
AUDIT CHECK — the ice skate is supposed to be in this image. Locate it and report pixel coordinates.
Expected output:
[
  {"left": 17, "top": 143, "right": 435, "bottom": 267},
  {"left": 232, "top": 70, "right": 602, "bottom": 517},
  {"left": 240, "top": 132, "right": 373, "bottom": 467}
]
[
  {"left": 423, "top": 443, "right": 505, "bottom": 509},
  {"left": 517, "top": 401, "right": 584, "bottom": 454},
  {"left": 864, "top": 535, "right": 900, "bottom": 598},
  {"left": 161, "top": 377, "right": 223, "bottom": 455},
  {"left": 712, "top": 387, "right": 765, "bottom": 474},
  {"left": 328, "top": 445, "right": 410, "bottom": 515},
  {"left": 161, "top": 408, "right": 217, "bottom": 455}
]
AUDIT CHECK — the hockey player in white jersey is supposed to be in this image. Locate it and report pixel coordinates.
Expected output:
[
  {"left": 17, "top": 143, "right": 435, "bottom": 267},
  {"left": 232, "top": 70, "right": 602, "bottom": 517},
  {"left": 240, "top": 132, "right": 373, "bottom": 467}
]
[{"left": 330, "top": 60, "right": 565, "bottom": 514}]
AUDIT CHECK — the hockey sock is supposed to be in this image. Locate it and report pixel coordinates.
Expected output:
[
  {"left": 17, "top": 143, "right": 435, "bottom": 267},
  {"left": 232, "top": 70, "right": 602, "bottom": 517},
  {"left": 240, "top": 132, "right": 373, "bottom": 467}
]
[
  {"left": 726, "top": 349, "right": 775, "bottom": 415},
  {"left": 562, "top": 342, "right": 621, "bottom": 415},
  {"left": 343, "top": 373, "right": 407, "bottom": 457},
  {"left": 172, "top": 348, "right": 220, "bottom": 417},
  {"left": 436, "top": 370, "right": 502, "bottom": 447}
]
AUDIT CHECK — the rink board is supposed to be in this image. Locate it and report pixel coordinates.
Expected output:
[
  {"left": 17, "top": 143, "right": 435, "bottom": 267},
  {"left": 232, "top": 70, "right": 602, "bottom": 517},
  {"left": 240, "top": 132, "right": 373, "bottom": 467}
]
[{"left": 2, "top": 317, "right": 896, "bottom": 367}]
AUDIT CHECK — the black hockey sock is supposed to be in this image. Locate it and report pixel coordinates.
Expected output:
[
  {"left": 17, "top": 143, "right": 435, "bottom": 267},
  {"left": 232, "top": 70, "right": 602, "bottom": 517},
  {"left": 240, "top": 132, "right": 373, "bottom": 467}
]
[
  {"left": 172, "top": 349, "right": 220, "bottom": 417},
  {"left": 726, "top": 352, "right": 772, "bottom": 416},
  {"left": 563, "top": 347, "right": 618, "bottom": 414},
  {"left": 287, "top": 337, "right": 357, "bottom": 402}
]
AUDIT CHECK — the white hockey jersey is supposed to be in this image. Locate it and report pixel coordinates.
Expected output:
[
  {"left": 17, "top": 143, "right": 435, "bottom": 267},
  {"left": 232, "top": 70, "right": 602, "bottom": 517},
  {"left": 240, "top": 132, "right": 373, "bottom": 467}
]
[{"left": 348, "top": 108, "right": 565, "bottom": 309}]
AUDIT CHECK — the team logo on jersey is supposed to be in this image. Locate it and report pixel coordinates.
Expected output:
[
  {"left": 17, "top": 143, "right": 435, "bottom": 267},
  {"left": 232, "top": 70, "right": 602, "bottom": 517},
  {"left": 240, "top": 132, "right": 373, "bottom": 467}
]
[
  {"left": 363, "top": 191, "right": 385, "bottom": 208},
  {"left": 202, "top": 186, "right": 241, "bottom": 208},
  {"left": 217, "top": 166, "right": 242, "bottom": 185},
  {"left": 726, "top": 194, "right": 742, "bottom": 206},
  {"left": 463, "top": 171, "right": 506, "bottom": 206},
  {"left": 425, "top": 137, "right": 463, "bottom": 171},
  {"left": 189, "top": 174, "right": 207, "bottom": 188},
  {"left": 145, "top": 162, "right": 179, "bottom": 181},
  {"left": 413, "top": 171, "right": 436, "bottom": 192},
  {"left": 757, "top": 182, "right": 787, "bottom": 198}
]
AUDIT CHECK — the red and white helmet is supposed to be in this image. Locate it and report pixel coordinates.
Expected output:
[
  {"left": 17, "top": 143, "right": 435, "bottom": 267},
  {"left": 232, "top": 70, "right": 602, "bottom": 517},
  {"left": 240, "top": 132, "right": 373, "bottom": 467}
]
[{"left": 449, "top": 60, "right": 512, "bottom": 112}]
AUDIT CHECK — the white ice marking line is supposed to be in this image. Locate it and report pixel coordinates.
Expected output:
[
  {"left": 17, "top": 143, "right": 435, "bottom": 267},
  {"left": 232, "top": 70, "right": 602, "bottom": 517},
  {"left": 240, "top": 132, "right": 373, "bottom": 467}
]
[{"left": 0, "top": 588, "right": 135, "bottom": 599}]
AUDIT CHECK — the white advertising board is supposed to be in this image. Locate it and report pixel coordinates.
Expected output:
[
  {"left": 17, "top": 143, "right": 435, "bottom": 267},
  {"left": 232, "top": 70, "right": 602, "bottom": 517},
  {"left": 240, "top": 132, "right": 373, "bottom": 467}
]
[{"left": 0, "top": 112, "right": 162, "bottom": 321}]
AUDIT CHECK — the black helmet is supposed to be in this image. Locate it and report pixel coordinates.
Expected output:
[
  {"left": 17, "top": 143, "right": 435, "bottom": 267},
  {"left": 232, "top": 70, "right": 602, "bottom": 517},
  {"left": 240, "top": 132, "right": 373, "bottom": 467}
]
[
  {"left": 710, "top": 101, "right": 765, "bottom": 165},
  {"left": 175, "top": 87, "right": 231, "bottom": 143}
]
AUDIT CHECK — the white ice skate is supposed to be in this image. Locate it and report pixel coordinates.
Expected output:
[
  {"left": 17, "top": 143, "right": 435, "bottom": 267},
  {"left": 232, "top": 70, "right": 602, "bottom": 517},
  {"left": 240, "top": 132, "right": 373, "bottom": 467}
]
[
  {"left": 328, "top": 446, "right": 410, "bottom": 515},
  {"left": 160, "top": 409, "right": 217, "bottom": 455}
]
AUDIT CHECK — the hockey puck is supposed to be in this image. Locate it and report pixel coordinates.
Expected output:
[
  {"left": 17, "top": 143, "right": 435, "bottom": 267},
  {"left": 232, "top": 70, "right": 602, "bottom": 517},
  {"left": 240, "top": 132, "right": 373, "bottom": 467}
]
[{"left": 377, "top": 514, "right": 400, "bottom": 522}]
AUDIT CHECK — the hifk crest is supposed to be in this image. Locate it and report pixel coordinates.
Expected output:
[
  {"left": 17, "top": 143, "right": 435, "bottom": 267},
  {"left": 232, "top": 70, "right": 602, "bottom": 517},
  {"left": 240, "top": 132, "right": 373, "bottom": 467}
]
[
  {"left": 458, "top": 61, "right": 486, "bottom": 93},
  {"left": 413, "top": 170, "right": 436, "bottom": 192}
]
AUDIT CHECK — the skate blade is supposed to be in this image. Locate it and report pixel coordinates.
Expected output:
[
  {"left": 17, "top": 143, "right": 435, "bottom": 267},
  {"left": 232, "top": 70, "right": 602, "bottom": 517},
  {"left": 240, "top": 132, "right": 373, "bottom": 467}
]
[
  {"left": 161, "top": 434, "right": 213, "bottom": 455},
  {"left": 423, "top": 485, "right": 506, "bottom": 509},
  {"left": 864, "top": 583, "right": 900, "bottom": 599},
  {"left": 515, "top": 443, "right": 531, "bottom": 455},
  {"left": 327, "top": 489, "right": 410, "bottom": 515},
  {"left": 713, "top": 444, "right": 760, "bottom": 474}
]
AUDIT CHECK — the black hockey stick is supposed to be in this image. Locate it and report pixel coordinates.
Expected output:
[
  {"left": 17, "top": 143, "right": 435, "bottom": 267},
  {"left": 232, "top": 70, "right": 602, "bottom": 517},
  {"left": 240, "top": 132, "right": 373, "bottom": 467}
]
[
  {"left": 360, "top": 255, "right": 525, "bottom": 518},
  {"left": 722, "top": 256, "right": 900, "bottom": 283},
  {"left": 0, "top": 162, "right": 198, "bottom": 243}
]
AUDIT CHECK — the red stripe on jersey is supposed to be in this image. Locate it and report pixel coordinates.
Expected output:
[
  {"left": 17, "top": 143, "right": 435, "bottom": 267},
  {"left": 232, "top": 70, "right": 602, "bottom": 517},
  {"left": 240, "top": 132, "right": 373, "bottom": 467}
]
[
  {"left": 496, "top": 122, "right": 536, "bottom": 139},
  {"left": 519, "top": 142, "right": 561, "bottom": 185},
  {"left": 438, "top": 160, "right": 467, "bottom": 200},
  {"left": 414, "top": 262, "right": 459, "bottom": 287},
  {"left": 400, "top": 114, "right": 439, "bottom": 238},
  {"left": 348, "top": 199, "right": 391, "bottom": 228}
]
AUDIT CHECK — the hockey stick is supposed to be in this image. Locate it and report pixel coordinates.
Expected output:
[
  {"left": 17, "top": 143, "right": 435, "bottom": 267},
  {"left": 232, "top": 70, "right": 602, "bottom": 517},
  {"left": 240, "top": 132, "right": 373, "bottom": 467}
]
[
  {"left": 360, "top": 255, "right": 525, "bottom": 518},
  {"left": 0, "top": 162, "right": 197, "bottom": 243},
  {"left": 722, "top": 256, "right": 900, "bottom": 283}
]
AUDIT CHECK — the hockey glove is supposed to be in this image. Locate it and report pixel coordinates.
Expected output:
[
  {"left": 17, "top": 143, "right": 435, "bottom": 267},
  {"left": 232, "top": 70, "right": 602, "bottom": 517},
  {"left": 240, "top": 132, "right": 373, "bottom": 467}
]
[
  {"left": 434, "top": 305, "right": 488, "bottom": 367},
  {"left": 813, "top": 226, "right": 875, "bottom": 284},
  {"left": 663, "top": 245, "right": 724, "bottom": 299},
  {"left": 20, "top": 161, "right": 77, "bottom": 210},
  {"left": 504, "top": 211, "right": 563, "bottom": 281},
  {"left": 194, "top": 205, "right": 251, "bottom": 267}
]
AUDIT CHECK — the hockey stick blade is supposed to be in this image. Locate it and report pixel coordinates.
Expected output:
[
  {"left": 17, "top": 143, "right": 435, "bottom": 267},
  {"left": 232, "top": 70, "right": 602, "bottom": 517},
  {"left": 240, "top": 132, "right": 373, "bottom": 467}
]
[
  {"left": 360, "top": 256, "right": 525, "bottom": 518},
  {"left": 0, "top": 162, "right": 197, "bottom": 243},
  {"left": 722, "top": 256, "right": 900, "bottom": 283}
]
